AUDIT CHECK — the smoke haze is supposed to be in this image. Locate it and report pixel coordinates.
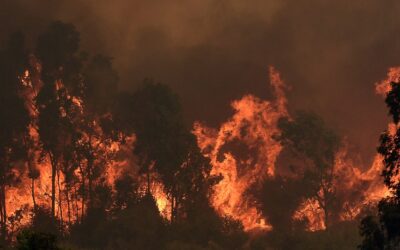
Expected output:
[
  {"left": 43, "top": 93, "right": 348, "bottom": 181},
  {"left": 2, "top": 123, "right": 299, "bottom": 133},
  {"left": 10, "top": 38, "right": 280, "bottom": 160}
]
[{"left": 2, "top": 0, "right": 400, "bottom": 166}]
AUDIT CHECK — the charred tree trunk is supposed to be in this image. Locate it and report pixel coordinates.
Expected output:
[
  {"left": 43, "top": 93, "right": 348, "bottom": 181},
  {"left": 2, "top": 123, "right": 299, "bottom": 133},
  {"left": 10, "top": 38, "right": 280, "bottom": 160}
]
[
  {"left": 143, "top": 157, "right": 151, "bottom": 195},
  {"left": 79, "top": 164, "right": 86, "bottom": 221},
  {"left": 147, "top": 170, "right": 151, "bottom": 195},
  {"left": 73, "top": 185, "right": 79, "bottom": 222},
  {"left": 61, "top": 159, "right": 71, "bottom": 225},
  {"left": 170, "top": 195, "right": 174, "bottom": 223},
  {"left": 49, "top": 153, "right": 57, "bottom": 218},
  {"left": 0, "top": 183, "right": 6, "bottom": 243},
  {"left": 57, "top": 169, "right": 63, "bottom": 226},
  {"left": 31, "top": 178, "right": 36, "bottom": 209},
  {"left": 87, "top": 158, "right": 93, "bottom": 209},
  {"left": 170, "top": 183, "right": 176, "bottom": 223},
  {"left": 25, "top": 136, "right": 36, "bottom": 210},
  {"left": 65, "top": 186, "right": 71, "bottom": 225}
]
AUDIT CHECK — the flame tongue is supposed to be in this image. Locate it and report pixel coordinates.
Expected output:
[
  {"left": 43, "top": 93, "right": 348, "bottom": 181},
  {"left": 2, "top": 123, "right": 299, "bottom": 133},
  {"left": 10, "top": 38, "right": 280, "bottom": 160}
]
[{"left": 193, "top": 67, "right": 288, "bottom": 230}]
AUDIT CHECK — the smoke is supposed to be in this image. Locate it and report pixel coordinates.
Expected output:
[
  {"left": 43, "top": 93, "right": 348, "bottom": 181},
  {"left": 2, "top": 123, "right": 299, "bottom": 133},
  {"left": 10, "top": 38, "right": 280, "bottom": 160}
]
[{"left": 2, "top": 0, "right": 400, "bottom": 166}]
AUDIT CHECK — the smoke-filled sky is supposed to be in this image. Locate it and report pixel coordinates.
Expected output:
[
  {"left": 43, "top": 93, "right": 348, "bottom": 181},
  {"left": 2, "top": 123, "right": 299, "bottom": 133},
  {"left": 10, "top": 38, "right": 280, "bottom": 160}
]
[{"left": 2, "top": 0, "right": 400, "bottom": 166}]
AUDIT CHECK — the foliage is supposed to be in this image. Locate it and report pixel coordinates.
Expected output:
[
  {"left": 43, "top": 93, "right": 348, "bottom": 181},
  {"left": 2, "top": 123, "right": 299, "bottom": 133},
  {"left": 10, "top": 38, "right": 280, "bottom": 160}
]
[
  {"left": 253, "top": 175, "right": 311, "bottom": 231},
  {"left": 0, "top": 32, "right": 30, "bottom": 242},
  {"left": 276, "top": 111, "right": 341, "bottom": 228},
  {"left": 16, "top": 229, "right": 59, "bottom": 250},
  {"left": 359, "top": 82, "right": 400, "bottom": 249}
]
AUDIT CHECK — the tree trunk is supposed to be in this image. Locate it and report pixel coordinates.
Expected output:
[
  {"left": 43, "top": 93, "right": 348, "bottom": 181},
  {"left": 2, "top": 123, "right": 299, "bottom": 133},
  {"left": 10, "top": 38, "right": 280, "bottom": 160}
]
[
  {"left": 0, "top": 184, "right": 6, "bottom": 243},
  {"left": 79, "top": 164, "right": 86, "bottom": 221},
  {"left": 147, "top": 170, "right": 151, "bottom": 194},
  {"left": 65, "top": 186, "right": 71, "bottom": 225},
  {"left": 57, "top": 169, "right": 63, "bottom": 226},
  {"left": 88, "top": 158, "right": 93, "bottom": 209},
  {"left": 73, "top": 185, "right": 79, "bottom": 222},
  {"left": 31, "top": 178, "right": 36, "bottom": 209},
  {"left": 49, "top": 153, "right": 57, "bottom": 218}
]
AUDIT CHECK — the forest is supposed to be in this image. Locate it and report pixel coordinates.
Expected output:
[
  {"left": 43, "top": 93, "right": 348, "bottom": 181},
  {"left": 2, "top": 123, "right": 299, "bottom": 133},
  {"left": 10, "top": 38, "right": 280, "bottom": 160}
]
[{"left": 0, "top": 21, "right": 400, "bottom": 249}]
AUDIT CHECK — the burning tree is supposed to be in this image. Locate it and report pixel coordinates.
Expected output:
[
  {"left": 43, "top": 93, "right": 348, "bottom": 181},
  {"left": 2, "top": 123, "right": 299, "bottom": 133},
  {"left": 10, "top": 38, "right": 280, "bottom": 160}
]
[
  {"left": 31, "top": 21, "right": 124, "bottom": 231},
  {"left": 359, "top": 81, "right": 400, "bottom": 249},
  {"left": 277, "top": 111, "right": 341, "bottom": 229},
  {"left": 35, "top": 21, "right": 83, "bottom": 220},
  {"left": 0, "top": 33, "right": 30, "bottom": 241},
  {"left": 114, "top": 81, "right": 220, "bottom": 223}
]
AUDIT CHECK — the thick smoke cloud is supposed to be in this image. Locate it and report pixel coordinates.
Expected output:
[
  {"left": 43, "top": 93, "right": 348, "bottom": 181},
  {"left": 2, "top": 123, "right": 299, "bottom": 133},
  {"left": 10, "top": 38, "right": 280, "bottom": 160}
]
[{"left": 2, "top": 0, "right": 400, "bottom": 166}]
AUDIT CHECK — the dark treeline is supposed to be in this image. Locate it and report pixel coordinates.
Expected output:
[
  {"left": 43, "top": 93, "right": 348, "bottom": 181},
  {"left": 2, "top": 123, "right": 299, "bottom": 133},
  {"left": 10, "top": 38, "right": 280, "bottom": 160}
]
[{"left": 0, "top": 21, "right": 398, "bottom": 250}]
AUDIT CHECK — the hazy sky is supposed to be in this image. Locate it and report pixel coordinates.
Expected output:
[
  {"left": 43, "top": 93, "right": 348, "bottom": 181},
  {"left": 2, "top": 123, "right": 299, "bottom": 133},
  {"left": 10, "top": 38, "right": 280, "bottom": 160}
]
[{"left": 2, "top": 0, "right": 400, "bottom": 166}]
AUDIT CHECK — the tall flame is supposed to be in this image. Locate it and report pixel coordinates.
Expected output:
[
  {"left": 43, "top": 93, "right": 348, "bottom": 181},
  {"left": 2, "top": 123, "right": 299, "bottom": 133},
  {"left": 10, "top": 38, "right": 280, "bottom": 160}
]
[{"left": 193, "top": 67, "right": 288, "bottom": 230}]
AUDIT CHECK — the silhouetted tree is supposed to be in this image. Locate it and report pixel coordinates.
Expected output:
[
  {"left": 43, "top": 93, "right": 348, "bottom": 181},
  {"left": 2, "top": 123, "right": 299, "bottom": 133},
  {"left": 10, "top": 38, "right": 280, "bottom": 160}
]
[
  {"left": 0, "top": 32, "right": 30, "bottom": 241},
  {"left": 359, "top": 82, "right": 400, "bottom": 249},
  {"left": 114, "top": 173, "right": 139, "bottom": 210},
  {"left": 106, "top": 193, "right": 166, "bottom": 249},
  {"left": 69, "top": 181, "right": 113, "bottom": 248},
  {"left": 277, "top": 111, "right": 340, "bottom": 229},
  {"left": 35, "top": 21, "right": 83, "bottom": 219},
  {"left": 36, "top": 21, "right": 83, "bottom": 96},
  {"left": 78, "top": 54, "right": 120, "bottom": 210},
  {"left": 255, "top": 175, "right": 310, "bottom": 232},
  {"left": 29, "top": 206, "right": 60, "bottom": 236},
  {"left": 115, "top": 81, "right": 184, "bottom": 195}
]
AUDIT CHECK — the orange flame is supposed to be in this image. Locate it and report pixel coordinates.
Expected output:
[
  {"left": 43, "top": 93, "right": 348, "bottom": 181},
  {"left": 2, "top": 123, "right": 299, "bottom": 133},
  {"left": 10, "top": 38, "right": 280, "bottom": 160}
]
[
  {"left": 375, "top": 66, "right": 400, "bottom": 96},
  {"left": 193, "top": 67, "right": 288, "bottom": 231}
]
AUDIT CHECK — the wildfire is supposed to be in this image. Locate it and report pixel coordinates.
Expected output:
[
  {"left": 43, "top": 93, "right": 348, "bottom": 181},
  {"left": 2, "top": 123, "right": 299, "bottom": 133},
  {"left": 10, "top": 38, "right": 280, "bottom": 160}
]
[
  {"left": 193, "top": 67, "right": 287, "bottom": 231},
  {"left": 292, "top": 67, "right": 400, "bottom": 231},
  {"left": 4, "top": 60, "right": 398, "bottom": 234},
  {"left": 4, "top": 58, "right": 171, "bottom": 232},
  {"left": 375, "top": 67, "right": 400, "bottom": 96},
  {"left": 194, "top": 66, "right": 396, "bottom": 232}
]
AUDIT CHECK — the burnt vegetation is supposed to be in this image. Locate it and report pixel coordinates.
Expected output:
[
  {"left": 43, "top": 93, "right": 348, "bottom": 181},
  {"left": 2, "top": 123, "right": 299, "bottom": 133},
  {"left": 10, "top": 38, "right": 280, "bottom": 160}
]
[{"left": 0, "top": 21, "right": 397, "bottom": 250}]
